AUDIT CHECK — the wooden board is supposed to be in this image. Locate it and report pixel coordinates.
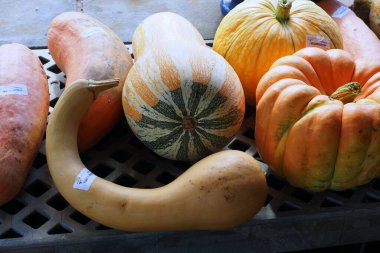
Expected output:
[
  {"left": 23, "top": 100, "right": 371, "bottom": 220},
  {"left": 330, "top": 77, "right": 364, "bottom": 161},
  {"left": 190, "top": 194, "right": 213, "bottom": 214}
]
[{"left": 0, "top": 0, "right": 223, "bottom": 48}]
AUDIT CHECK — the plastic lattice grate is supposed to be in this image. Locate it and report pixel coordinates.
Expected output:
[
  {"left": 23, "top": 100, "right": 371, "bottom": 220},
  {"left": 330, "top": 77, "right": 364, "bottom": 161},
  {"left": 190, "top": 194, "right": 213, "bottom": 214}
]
[{"left": 0, "top": 43, "right": 380, "bottom": 253}]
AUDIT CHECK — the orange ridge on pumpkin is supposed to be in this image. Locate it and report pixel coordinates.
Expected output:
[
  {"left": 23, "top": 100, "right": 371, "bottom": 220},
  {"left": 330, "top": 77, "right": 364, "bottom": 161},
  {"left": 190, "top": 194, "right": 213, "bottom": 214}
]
[
  {"left": 284, "top": 96, "right": 342, "bottom": 190},
  {"left": 357, "top": 73, "right": 380, "bottom": 100},
  {"left": 294, "top": 48, "right": 338, "bottom": 95},
  {"left": 353, "top": 59, "right": 380, "bottom": 85},
  {"left": 325, "top": 49, "right": 356, "bottom": 92},
  {"left": 332, "top": 104, "right": 374, "bottom": 188},
  {"left": 268, "top": 55, "right": 325, "bottom": 93},
  {"left": 256, "top": 79, "right": 317, "bottom": 176},
  {"left": 256, "top": 64, "right": 312, "bottom": 102}
]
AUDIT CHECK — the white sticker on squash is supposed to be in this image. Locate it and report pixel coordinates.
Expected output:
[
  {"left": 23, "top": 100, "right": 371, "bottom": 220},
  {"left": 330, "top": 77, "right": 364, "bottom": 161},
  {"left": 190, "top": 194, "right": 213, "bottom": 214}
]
[
  {"left": 0, "top": 84, "right": 28, "bottom": 96},
  {"left": 80, "top": 27, "right": 106, "bottom": 38},
  {"left": 306, "top": 35, "right": 330, "bottom": 50},
  {"left": 332, "top": 6, "right": 350, "bottom": 18},
  {"left": 73, "top": 168, "right": 97, "bottom": 191}
]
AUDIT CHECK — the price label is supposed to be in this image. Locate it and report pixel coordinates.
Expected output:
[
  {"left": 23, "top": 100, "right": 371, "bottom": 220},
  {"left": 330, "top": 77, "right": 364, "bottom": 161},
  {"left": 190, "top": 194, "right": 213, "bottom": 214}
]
[
  {"left": 0, "top": 84, "right": 28, "bottom": 96},
  {"left": 306, "top": 35, "right": 330, "bottom": 50},
  {"left": 332, "top": 6, "right": 350, "bottom": 19},
  {"left": 73, "top": 168, "right": 97, "bottom": 191}
]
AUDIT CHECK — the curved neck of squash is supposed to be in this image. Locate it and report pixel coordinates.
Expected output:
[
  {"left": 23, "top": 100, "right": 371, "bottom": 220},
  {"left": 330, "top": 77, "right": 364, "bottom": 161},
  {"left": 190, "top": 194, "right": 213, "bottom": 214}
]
[
  {"left": 275, "top": 0, "right": 292, "bottom": 24},
  {"left": 46, "top": 78, "right": 119, "bottom": 180}
]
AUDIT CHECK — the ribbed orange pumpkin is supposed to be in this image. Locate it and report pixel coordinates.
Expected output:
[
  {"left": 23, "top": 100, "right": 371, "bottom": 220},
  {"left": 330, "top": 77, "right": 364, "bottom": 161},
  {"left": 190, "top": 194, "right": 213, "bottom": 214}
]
[
  {"left": 213, "top": 0, "right": 343, "bottom": 105},
  {"left": 256, "top": 47, "right": 380, "bottom": 192}
]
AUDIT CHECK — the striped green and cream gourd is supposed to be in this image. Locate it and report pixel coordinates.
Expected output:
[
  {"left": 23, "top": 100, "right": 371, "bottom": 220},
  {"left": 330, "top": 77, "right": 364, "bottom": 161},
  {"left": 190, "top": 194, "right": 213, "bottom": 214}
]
[{"left": 122, "top": 12, "right": 245, "bottom": 161}]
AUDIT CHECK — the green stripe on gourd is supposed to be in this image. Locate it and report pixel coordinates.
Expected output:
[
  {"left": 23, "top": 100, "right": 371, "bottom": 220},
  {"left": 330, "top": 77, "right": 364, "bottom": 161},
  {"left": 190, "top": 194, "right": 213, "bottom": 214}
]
[
  {"left": 187, "top": 82, "right": 208, "bottom": 116},
  {"left": 191, "top": 131, "right": 209, "bottom": 160},
  {"left": 126, "top": 82, "right": 243, "bottom": 161},
  {"left": 152, "top": 100, "right": 182, "bottom": 121},
  {"left": 170, "top": 88, "right": 188, "bottom": 117},
  {"left": 195, "top": 127, "right": 230, "bottom": 147},
  {"left": 177, "top": 131, "right": 190, "bottom": 160}
]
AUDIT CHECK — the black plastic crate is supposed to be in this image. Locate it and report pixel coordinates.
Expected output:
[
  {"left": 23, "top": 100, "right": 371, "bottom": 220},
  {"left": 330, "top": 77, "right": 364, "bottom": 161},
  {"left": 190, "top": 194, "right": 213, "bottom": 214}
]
[{"left": 1, "top": 45, "right": 380, "bottom": 253}]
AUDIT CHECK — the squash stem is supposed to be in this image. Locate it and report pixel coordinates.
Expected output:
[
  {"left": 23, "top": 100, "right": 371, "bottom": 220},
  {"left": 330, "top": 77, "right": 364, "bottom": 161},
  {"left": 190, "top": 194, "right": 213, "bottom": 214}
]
[
  {"left": 330, "top": 82, "right": 361, "bottom": 104},
  {"left": 275, "top": 0, "right": 292, "bottom": 23},
  {"left": 88, "top": 78, "right": 120, "bottom": 99}
]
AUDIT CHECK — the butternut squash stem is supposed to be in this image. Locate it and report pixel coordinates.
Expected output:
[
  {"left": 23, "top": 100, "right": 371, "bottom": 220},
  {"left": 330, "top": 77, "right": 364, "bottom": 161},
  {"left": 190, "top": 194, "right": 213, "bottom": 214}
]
[
  {"left": 88, "top": 79, "right": 120, "bottom": 99},
  {"left": 276, "top": 0, "right": 292, "bottom": 23},
  {"left": 330, "top": 82, "right": 361, "bottom": 104}
]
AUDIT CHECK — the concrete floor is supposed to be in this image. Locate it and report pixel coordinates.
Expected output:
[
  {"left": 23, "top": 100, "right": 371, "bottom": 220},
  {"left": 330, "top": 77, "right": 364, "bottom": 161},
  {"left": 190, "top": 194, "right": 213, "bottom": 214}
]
[{"left": 0, "top": 0, "right": 223, "bottom": 48}]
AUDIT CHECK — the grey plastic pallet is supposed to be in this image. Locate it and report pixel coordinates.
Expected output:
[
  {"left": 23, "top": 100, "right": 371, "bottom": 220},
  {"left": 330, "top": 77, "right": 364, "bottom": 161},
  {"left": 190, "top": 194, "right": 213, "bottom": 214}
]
[{"left": 0, "top": 46, "right": 380, "bottom": 253}]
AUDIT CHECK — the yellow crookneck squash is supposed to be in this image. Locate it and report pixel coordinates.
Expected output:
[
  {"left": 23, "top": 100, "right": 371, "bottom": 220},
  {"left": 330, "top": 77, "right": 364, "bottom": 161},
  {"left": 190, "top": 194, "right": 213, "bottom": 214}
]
[
  {"left": 256, "top": 47, "right": 380, "bottom": 192},
  {"left": 46, "top": 79, "right": 267, "bottom": 231},
  {"left": 213, "top": 0, "right": 343, "bottom": 106}
]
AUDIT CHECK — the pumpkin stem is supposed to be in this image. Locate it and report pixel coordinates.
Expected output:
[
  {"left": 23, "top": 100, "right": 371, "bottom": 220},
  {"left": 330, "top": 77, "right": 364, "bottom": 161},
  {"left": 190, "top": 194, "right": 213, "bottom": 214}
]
[
  {"left": 330, "top": 82, "right": 361, "bottom": 104},
  {"left": 275, "top": 0, "right": 292, "bottom": 23}
]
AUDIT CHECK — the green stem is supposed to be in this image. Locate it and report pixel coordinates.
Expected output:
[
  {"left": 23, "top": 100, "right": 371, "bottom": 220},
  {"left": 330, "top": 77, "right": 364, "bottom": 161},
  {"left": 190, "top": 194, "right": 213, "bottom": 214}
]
[
  {"left": 276, "top": 0, "right": 292, "bottom": 23},
  {"left": 330, "top": 82, "right": 361, "bottom": 104}
]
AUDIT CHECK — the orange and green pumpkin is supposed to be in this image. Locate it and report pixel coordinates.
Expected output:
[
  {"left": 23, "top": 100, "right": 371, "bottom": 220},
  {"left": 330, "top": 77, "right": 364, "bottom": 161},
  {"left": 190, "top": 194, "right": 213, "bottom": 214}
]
[
  {"left": 213, "top": 0, "right": 343, "bottom": 106},
  {"left": 122, "top": 12, "right": 245, "bottom": 161},
  {"left": 256, "top": 47, "right": 380, "bottom": 192}
]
